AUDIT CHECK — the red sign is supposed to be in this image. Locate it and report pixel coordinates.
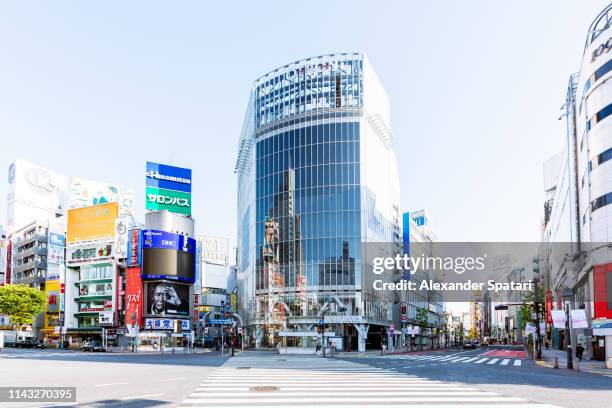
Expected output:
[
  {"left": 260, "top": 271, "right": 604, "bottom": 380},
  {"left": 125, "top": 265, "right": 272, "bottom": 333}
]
[
  {"left": 193, "top": 294, "right": 199, "bottom": 323},
  {"left": 6, "top": 240, "right": 11, "bottom": 284},
  {"left": 125, "top": 267, "right": 143, "bottom": 327},
  {"left": 545, "top": 290, "right": 553, "bottom": 324},
  {"left": 104, "top": 299, "right": 113, "bottom": 309},
  {"left": 594, "top": 264, "right": 612, "bottom": 319}
]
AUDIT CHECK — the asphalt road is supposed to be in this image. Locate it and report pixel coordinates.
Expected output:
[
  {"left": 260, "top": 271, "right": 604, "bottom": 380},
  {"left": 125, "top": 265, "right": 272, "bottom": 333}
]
[
  {"left": 1, "top": 347, "right": 610, "bottom": 408},
  {"left": 338, "top": 347, "right": 612, "bottom": 408},
  {"left": 0, "top": 348, "right": 227, "bottom": 407}
]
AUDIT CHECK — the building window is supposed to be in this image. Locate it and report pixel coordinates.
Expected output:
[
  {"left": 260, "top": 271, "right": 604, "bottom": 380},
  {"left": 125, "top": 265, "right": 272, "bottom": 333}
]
[{"left": 591, "top": 192, "right": 612, "bottom": 212}]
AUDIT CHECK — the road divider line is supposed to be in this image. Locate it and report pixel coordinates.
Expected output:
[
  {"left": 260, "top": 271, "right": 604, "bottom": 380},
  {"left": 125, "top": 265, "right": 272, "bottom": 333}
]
[
  {"left": 95, "top": 382, "right": 129, "bottom": 387},
  {"left": 121, "top": 393, "right": 164, "bottom": 400}
]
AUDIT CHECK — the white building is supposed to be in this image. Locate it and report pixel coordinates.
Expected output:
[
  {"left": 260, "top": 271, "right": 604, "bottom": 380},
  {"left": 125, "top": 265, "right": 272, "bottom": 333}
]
[{"left": 541, "top": 4, "right": 612, "bottom": 363}]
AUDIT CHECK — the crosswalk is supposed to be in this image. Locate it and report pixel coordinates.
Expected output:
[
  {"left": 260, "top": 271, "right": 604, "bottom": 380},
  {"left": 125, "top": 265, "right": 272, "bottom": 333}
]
[
  {"left": 369, "top": 352, "right": 524, "bottom": 367},
  {"left": 177, "top": 354, "right": 554, "bottom": 407},
  {"left": 0, "top": 351, "right": 106, "bottom": 359}
]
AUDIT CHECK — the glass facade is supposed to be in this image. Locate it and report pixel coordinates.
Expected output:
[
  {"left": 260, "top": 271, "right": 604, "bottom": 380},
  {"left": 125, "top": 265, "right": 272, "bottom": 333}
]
[{"left": 237, "top": 53, "right": 400, "bottom": 350}]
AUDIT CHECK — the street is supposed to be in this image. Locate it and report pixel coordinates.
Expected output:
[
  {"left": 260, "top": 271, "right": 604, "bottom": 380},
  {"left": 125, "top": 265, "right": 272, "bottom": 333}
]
[
  {"left": 1, "top": 347, "right": 611, "bottom": 407},
  {"left": 0, "top": 348, "right": 227, "bottom": 407}
]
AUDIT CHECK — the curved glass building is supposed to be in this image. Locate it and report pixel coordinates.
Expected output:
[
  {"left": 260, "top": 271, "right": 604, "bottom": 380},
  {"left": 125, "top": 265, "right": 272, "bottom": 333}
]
[{"left": 236, "top": 53, "right": 400, "bottom": 351}]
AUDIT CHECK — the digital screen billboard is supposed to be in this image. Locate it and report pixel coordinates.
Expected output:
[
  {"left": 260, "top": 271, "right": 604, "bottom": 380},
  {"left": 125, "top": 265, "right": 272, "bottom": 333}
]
[
  {"left": 144, "top": 281, "right": 190, "bottom": 316},
  {"left": 142, "top": 248, "right": 195, "bottom": 282}
]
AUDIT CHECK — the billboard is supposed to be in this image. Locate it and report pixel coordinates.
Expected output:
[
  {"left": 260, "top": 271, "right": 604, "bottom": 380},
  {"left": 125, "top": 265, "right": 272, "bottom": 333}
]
[
  {"left": 67, "top": 202, "right": 118, "bottom": 243},
  {"left": 125, "top": 267, "right": 143, "bottom": 326},
  {"left": 145, "top": 187, "right": 191, "bottom": 215},
  {"left": 200, "top": 235, "right": 229, "bottom": 266},
  {"left": 144, "top": 318, "right": 190, "bottom": 331},
  {"left": 144, "top": 281, "right": 190, "bottom": 316},
  {"left": 127, "top": 229, "right": 142, "bottom": 267},
  {"left": 146, "top": 162, "right": 192, "bottom": 193},
  {"left": 45, "top": 280, "right": 60, "bottom": 314},
  {"left": 145, "top": 162, "right": 192, "bottom": 215},
  {"left": 142, "top": 248, "right": 195, "bottom": 282},
  {"left": 69, "top": 177, "right": 135, "bottom": 218},
  {"left": 7, "top": 159, "right": 68, "bottom": 228},
  {"left": 114, "top": 218, "right": 129, "bottom": 259},
  {"left": 66, "top": 242, "right": 114, "bottom": 266},
  {"left": 142, "top": 230, "right": 195, "bottom": 253}
]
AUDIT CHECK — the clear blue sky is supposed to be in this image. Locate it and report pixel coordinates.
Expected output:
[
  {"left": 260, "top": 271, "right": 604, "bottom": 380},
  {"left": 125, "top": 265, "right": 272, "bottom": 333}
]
[{"left": 1, "top": 1, "right": 608, "bottom": 247}]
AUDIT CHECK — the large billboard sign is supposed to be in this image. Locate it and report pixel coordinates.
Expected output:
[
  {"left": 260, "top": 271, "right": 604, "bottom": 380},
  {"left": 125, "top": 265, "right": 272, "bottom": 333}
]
[
  {"left": 200, "top": 235, "right": 229, "bottom": 266},
  {"left": 7, "top": 159, "right": 68, "bottom": 228},
  {"left": 66, "top": 242, "right": 114, "bottom": 266},
  {"left": 127, "top": 229, "right": 142, "bottom": 267},
  {"left": 145, "top": 162, "right": 192, "bottom": 215},
  {"left": 67, "top": 202, "right": 118, "bottom": 243},
  {"left": 142, "top": 230, "right": 195, "bottom": 253},
  {"left": 144, "top": 281, "right": 190, "bottom": 316},
  {"left": 125, "top": 267, "right": 143, "bottom": 326},
  {"left": 69, "top": 177, "right": 135, "bottom": 218},
  {"left": 142, "top": 247, "right": 195, "bottom": 282}
]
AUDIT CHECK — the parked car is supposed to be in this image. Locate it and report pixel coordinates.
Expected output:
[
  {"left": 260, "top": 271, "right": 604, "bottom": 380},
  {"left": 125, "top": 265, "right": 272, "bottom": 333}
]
[{"left": 81, "top": 341, "right": 105, "bottom": 352}]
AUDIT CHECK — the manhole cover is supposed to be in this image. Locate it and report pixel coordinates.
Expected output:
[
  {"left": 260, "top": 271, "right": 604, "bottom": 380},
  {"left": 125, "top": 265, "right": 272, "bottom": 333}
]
[
  {"left": 250, "top": 386, "right": 280, "bottom": 393},
  {"left": 236, "top": 367, "right": 251, "bottom": 370}
]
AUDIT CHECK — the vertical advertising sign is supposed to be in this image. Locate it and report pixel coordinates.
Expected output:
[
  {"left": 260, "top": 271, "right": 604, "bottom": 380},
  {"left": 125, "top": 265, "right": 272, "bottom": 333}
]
[
  {"left": 114, "top": 217, "right": 129, "bottom": 259},
  {"left": 127, "top": 229, "right": 142, "bottom": 267},
  {"left": 545, "top": 290, "right": 553, "bottom": 324},
  {"left": 125, "top": 267, "right": 142, "bottom": 327},
  {"left": 194, "top": 240, "right": 202, "bottom": 295},
  {"left": 145, "top": 162, "right": 192, "bottom": 215}
]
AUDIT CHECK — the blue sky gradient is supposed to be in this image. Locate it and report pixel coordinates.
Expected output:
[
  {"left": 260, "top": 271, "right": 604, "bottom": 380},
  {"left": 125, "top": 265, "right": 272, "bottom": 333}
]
[{"left": 1, "top": 1, "right": 608, "bottom": 246}]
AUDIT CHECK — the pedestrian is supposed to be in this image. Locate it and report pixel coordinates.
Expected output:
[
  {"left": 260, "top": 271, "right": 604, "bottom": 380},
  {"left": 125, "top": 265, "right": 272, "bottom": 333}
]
[
  {"left": 545, "top": 340, "right": 549, "bottom": 350},
  {"left": 576, "top": 343, "right": 585, "bottom": 361},
  {"left": 315, "top": 342, "right": 321, "bottom": 356}
]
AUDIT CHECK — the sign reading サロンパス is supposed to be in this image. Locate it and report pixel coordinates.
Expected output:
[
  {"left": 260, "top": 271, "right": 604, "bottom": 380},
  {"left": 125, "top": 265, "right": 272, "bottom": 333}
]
[{"left": 145, "top": 162, "right": 192, "bottom": 215}]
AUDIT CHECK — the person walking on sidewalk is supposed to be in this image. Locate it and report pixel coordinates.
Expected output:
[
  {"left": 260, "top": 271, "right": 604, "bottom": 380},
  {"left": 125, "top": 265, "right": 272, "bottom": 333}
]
[{"left": 576, "top": 344, "right": 585, "bottom": 361}]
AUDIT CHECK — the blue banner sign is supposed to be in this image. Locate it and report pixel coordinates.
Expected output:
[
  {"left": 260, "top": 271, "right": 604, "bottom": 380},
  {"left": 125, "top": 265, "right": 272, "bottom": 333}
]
[
  {"left": 142, "top": 229, "right": 195, "bottom": 253},
  {"left": 209, "top": 318, "right": 232, "bottom": 325},
  {"left": 146, "top": 162, "right": 192, "bottom": 193}
]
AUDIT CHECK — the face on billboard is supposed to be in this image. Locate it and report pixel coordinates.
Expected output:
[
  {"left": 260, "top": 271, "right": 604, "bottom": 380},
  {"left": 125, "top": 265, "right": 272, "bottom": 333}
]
[{"left": 146, "top": 282, "right": 189, "bottom": 316}]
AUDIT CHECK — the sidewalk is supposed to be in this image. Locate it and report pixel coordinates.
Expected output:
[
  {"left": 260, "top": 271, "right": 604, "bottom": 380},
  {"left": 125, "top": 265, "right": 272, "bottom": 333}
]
[
  {"left": 536, "top": 348, "right": 612, "bottom": 378},
  {"left": 334, "top": 346, "right": 460, "bottom": 358}
]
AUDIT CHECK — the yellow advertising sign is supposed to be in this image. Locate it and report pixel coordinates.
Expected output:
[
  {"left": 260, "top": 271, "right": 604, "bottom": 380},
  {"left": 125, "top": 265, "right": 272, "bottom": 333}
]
[
  {"left": 44, "top": 280, "right": 61, "bottom": 330},
  {"left": 67, "top": 202, "right": 118, "bottom": 243}
]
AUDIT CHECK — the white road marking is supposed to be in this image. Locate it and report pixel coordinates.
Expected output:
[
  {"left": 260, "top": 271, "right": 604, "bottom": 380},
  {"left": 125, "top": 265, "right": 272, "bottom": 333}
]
[
  {"left": 514, "top": 359, "right": 522, "bottom": 366},
  {"left": 121, "top": 393, "right": 164, "bottom": 400},
  {"left": 475, "top": 358, "right": 489, "bottom": 363},
  {"left": 95, "top": 382, "right": 129, "bottom": 387},
  {"left": 158, "top": 377, "right": 185, "bottom": 381},
  {"left": 487, "top": 358, "right": 500, "bottom": 364},
  {"left": 501, "top": 359, "right": 511, "bottom": 365}
]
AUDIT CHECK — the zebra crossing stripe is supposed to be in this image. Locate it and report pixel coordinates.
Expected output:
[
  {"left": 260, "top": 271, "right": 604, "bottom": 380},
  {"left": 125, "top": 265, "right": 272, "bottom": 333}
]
[
  {"left": 475, "top": 358, "right": 489, "bottom": 363},
  {"left": 463, "top": 357, "right": 478, "bottom": 362},
  {"left": 514, "top": 359, "right": 522, "bottom": 366},
  {"left": 452, "top": 357, "right": 469, "bottom": 362},
  {"left": 487, "top": 358, "right": 499, "bottom": 364},
  {"left": 501, "top": 359, "right": 510, "bottom": 366}
]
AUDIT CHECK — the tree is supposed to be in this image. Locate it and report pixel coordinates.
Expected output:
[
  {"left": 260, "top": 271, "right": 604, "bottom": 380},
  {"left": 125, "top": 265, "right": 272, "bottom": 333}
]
[
  {"left": 415, "top": 307, "right": 429, "bottom": 350},
  {"left": 0, "top": 285, "right": 46, "bottom": 327}
]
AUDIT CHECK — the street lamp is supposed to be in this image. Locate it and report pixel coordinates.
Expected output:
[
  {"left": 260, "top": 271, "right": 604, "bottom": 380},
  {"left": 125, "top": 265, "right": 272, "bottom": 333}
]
[{"left": 562, "top": 287, "right": 573, "bottom": 369}]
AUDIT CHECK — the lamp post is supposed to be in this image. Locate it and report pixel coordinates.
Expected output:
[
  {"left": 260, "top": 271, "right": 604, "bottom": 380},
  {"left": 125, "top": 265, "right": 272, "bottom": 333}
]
[{"left": 562, "top": 287, "right": 573, "bottom": 369}]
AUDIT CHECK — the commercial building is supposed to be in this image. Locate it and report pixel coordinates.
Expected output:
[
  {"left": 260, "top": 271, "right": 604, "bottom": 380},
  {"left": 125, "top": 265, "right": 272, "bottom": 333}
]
[
  {"left": 236, "top": 53, "right": 400, "bottom": 351},
  {"left": 197, "top": 235, "right": 231, "bottom": 343},
  {"left": 63, "top": 202, "right": 128, "bottom": 346},
  {"left": 137, "top": 162, "right": 196, "bottom": 350},
  {"left": 397, "top": 210, "right": 447, "bottom": 350},
  {"left": 0, "top": 225, "right": 7, "bottom": 285},
  {"left": 541, "top": 3, "right": 612, "bottom": 363}
]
